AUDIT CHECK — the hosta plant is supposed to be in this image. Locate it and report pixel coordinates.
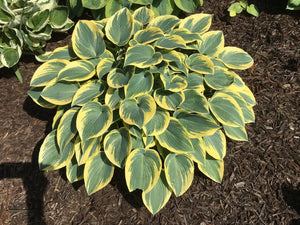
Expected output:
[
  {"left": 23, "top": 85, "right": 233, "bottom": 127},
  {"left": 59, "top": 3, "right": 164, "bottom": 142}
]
[
  {"left": 67, "top": 0, "right": 203, "bottom": 19},
  {"left": 227, "top": 1, "right": 259, "bottom": 17},
  {"left": 0, "top": 0, "right": 73, "bottom": 82},
  {"left": 287, "top": 0, "right": 300, "bottom": 10},
  {"left": 29, "top": 7, "right": 256, "bottom": 214}
]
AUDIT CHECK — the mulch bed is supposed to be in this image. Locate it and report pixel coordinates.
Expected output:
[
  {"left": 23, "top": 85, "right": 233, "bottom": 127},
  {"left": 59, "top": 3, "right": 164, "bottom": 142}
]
[{"left": 0, "top": 0, "right": 299, "bottom": 224}]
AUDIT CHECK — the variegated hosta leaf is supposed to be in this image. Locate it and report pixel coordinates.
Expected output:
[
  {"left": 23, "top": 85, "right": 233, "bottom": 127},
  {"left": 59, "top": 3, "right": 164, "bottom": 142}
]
[
  {"left": 188, "top": 138, "right": 206, "bottom": 165},
  {"left": 28, "top": 87, "right": 56, "bottom": 109},
  {"left": 57, "top": 60, "right": 95, "bottom": 82},
  {"left": 148, "top": 15, "right": 180, "bottom": 33},
  {"left": 143, "top": 135, "right": 156, "bottom": 148},
  {"left": 134, "top": 27, "right": 164, "bottom": 44},
  {"left": 57, "top": 107, "right": 79, "bottom": 150},
  {"left": 26, "top": 9, "right": 50, "bottom": 32},
  {"left": 76, "top": 101, "right": 113, "bottom": 141},
  {"left": 131, "top": 135, "right": 145, "bottom": 149},
  {"left": 107, "top": 67, "right": 133, "bottom": 88},
  {"left": 179, "top": 89, "right": 209, "bottom": 114},
  {"left": 125, "top": 70, "right": 154, "bottom": 98},
  {"left": 0, "top": 47, "right": 21, "bottom": 68},
  {"left": 156, "top": 118, "right": 193, "bottom": 153},
  {"left": 160, "top": 73, "right": 187, "bottom": 92},
  {"left": 235, "top": 85, "right": 256, "bottom": 107},
  {"left": 209, "top": 92, "right": 244, "bottom": 127},
  {"left": 72, "top": 80, "right": 106, "bottom": 106},
  {"left": 128, "top": 0, "right": 152, "bottom": 5},
  {"left": 174, "top": 0, "right": 199, "bottom": 13},
  {"left": 142, "top": 170, "right": 172, "bottom": 215},
  {"left": 223, "top": 124, "right": 248, "bottom": 141},
  {"left": 125, "top": 148, "right": 162, "bottom": 192},
  {"left": 47, "top": 45, "right": 77, "bottom": 60},
  {"left": 198, "top": 154, "right": 224, "bottom": 183},
  {"left": 165, "top": 153, "right": 194, "bottom": 196},
  {"left": 41, "top": 81, "right": 79, "bottom": 105},
  {"left": 96, "top": 58, "right": 115, "bottom": 79},
  {"left": 124, "top": 44, "right": 162, "bottom": 68},
  {"left": 198, "top": 31, "right": 224, "bottom": 56},
  {"left": 49, "top": 6, "right": 69, "bottom": 29},
  {"left": 204, "top": 67, "right": 235, "bottom": 90},
  {"left": 187, "top": 53, "right": 214, "bottom": 74},
  {"left": 174, "top": 109, "right": 220, "bottom": 137},
  {"left": 186, "top": 73, "right": 204, "bottom": 90},
  {"left": 84, "top": 151, "right": 114, "bottom": 195},
  {"left": 72, "top": 20, "right": 106, "bottom": 59},
  {"left": 179, "top": 14, "right": 212, "bottom": 34},
  {"left": 169, "top": 28, "right": 200, "bottom": 43},
  {"left": 52, "top": 105, "right": 70, "bottom": 129},
  {"left": 143, "top": 108, "right": 170, "bottom": 136},
  {"left": 218, "top": 46, "right": 253, "bottom": 70},
  {"left": 161, "top": 51, "right": 188, "bottom": 75},
  {"left": 150, "top": 0, "right": 175, "bottom": 16},
  {"left": 154, "top": 88, "right": 184, "bottom": 111},
  {"left": 133, "top": 6, "right": 154, "bottom": 25},
  {"left": 78, "top": 136, "right": 102, "bottom": 165},
  {"left": 156, "top": 35, "right": 186, "bottom": 50},
  {"left": 203, "top": 130, "right": 226, "bottom": 160},
  {"left": 66, "top": 155, "right": 84, "bottom": 183},
  {"left": 105, "top": 87, "right": 124, "bottom": 110},
  {"left": 82, "top": 0, "right": 109, "bottom": 9},
  {"left": 105, "top": 8, "right": 133, "bottom": 46},
  {"left": 104, "top": 128, "right": 132, "bottom": 168},
  {"left": 119, "top": 94, "right": 156, "bottom": 128}
]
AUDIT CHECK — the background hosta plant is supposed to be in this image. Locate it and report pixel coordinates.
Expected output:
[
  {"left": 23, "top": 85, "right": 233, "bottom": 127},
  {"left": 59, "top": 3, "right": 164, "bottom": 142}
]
[
  {"left": 287, "top": 0, "right": 300, "bottom": 10},
  {"left": 0, "top": 0, "right": 73, "bottom": 82},
  {"left": 29, "top": 7, "right": 256, "bottom": 214},
  {"left": 67, "top": 0, "right": 203, "bottom": 19},
  {"left": 227, "top": 1, "right": 259, "bottom": 17}
]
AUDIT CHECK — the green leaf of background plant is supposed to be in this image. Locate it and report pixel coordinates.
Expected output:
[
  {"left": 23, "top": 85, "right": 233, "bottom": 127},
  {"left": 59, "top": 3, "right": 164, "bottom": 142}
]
[
  {"left": 49, "top": 6, "right": 69, "bottom": 29},
  {"left": 84, "top": 151, "right": 114, "bottom": 195},
  {"left": 0, "top": 47, "right": 20, "bottom": 68},
  {"left": 165, "top": 153, "right": 194, "bottom": 196},
  {"left": 125, "top": 148, "right": 162, "bottom": 192},
  {"left": 26, "top": 9, "right": 50, "bottom": 32},
  {"left": 76, "top": 101, "right": 113, "bottom": 141}
]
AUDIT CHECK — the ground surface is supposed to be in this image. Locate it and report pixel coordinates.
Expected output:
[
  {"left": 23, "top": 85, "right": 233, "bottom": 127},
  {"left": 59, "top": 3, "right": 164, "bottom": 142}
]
[{"left": 0, "top": 0, "right": 299, "bottom": 224}]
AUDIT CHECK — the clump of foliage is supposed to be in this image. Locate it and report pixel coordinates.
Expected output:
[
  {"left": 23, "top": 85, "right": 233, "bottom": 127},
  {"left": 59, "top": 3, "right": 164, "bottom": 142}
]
[
  {"left": 287, "top": 0, "right": 300, "bottom": 10},
  {"left": 29, "top": 7, "right": 256, "bottom": 214},
  {"left": 67, "top": 0, "right": 203, "bottom": 19},
  {"left": 0, "top": 0, "right": 73, "bottom": 82},
  {"left": 228, "top": 1, "right": 259, "bottom": 17}
]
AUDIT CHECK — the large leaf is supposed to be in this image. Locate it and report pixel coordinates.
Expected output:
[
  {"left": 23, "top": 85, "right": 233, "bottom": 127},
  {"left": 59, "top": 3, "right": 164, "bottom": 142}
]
[
  {"left": 84, "top": 151, "right": 114, "bottom": 195},
  {"left": 174, "top": 109, "right": 220, "bottom": 137},
  {"left": 104, "top": 128, "right": 132, "bottom": 168},
  {"left": 165, "top": 153, "right": 194, "bottom": 196},
  {"left": 105, "top": 8, "right": 133, "bottom": 46},
  {"left": 125, "top": 70, "right": 154, "bottom": 98},
  {"left": 134, "top": 27, "right": 164, "bottom": 44},
  {"left": 204, "top": 67, "right": 234, "bottom": 90},
  {"left": 156, "top": 118, "right": 193, "bottom": 153},
  {"left": 41, "top": 81, "right": 79, "bottom": 105},
  {"left": 223, "top": 124, "right": 248, "bottom": 141},
  {"left": 30, "top": 59, "right": 69, "bottom": 87},
  {"left": 133, "top": 6, "right": 154, "bottom": 25},
  {"left": 142, "top": 170, "right": 172, "bottom": 215},
  {"left": 28, "top": 87, "right": 56, "bottom": 109},
  {"left": 76, "top": 101, "right": 113, "bottom": 141},
  {"left": 0, "top": 47, "right": 20, "bottom": 68},
  {"left": 48, "top": 45, "right": 77, "bottom": 61},
  {"left": 72, "top": 20, "right": 106, "bottom": 59},
  {"left": 179, "top": 14, "right": 212, "bottom": 33},
  {"left": 72, "top": 80, "right": 106, "bottom": 106},
  {"left": 119, "top": 94, "right": 156, "bottom": 128},
  {"left": 174, "top": 0, "right": 199, "bottom": 13},
  {"left": 198, "top": 154, "right": 224, "bottom": 183},
  {"left": 143, "top": 108, "right": 170, "bottom": 136},
  {"left": 203, "top": 130, "right": 226, "bottom": 160},
  {"left": 26, "top": 9, "right": 50, "bottom": 32},
  {"left": 148, "top": 15, "right": 180, "bottom": 33},
  {"left": 124, "top": 44, "right": 162, "bottom": 68},
  {"left": 209, "top": 92, "right": 244, "bottom": 127},
  {"left": 125, "top": 148, "right": 162, "bottom": 192},
  {"left": 198, "top": 31, "right": 224, "bottom": 56},
  {"left": 107, "top": 67, "right": 133, "bottom": 88},
  {"left": 156, "top": 35, "right": 186, "bottom": 49},
  {"left": 57, "top": 60, "right": 95, "bottom": 82},
  {"left": 78, "top": 136, "right": 102, "bottom": 165},
  {"left": 187, "top": 53, "right": 214, "bottom": 74},
  {"left": 218, "top": 47, "right": 253, "bottom": 70}
]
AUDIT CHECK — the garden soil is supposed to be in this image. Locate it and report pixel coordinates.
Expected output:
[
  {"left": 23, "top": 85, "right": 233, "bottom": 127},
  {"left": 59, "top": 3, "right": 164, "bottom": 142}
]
[{"left": 0, "top": 0, "right": 299, "bottom": 224}]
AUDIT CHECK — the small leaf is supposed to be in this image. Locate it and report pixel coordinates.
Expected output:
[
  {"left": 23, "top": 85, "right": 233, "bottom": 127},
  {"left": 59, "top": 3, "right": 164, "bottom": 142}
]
[
  {"left": 66, "top": 156, "right": 84, "bottom": 183},
  {"left": 204, "top": 67, "right": 234, "bottom": 90},
  {"left": 246, "top": 4, "right": 259, "bottom": 17}
]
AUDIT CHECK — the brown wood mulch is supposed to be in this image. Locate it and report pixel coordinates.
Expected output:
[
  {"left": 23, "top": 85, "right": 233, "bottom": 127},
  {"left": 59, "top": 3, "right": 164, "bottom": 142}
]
[{"left": 0, "top": 0, "right": 299, "bottom": 224}]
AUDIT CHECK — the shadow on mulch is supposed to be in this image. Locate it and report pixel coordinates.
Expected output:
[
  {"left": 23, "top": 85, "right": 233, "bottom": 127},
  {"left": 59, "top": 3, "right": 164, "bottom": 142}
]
[
  {"left": 0, "top": 139, "right": 47, "bottom": 225},
  {"left": 282, "top": 183, "right": 300, "bottom": 225}
]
